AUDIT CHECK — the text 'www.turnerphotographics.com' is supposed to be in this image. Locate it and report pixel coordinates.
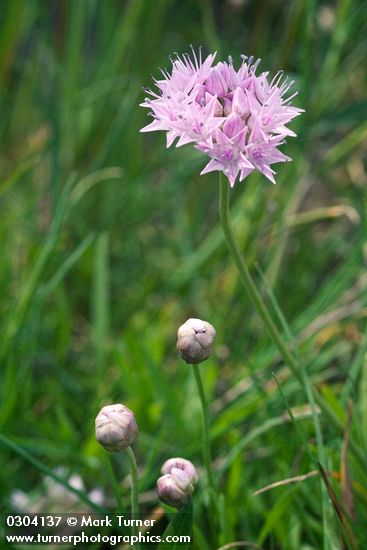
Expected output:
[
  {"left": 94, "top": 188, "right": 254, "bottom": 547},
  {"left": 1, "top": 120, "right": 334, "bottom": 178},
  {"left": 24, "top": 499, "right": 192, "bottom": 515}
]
[{"left": 2, "top": 513, "right": 193, "bottom": 546}]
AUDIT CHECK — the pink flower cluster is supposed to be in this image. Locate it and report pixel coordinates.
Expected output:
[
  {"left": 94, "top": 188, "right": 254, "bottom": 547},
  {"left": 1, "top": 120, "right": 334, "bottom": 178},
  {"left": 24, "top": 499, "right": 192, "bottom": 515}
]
[{"left": 140, "top": 49, "right": 304, "bottom": 186}]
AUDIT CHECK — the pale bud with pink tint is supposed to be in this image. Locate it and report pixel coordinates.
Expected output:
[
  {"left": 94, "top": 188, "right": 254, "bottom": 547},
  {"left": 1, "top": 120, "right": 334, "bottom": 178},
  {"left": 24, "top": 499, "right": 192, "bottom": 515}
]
[
  {"left": 177, "top": 318, "right": 216, "bottom": 364},
  {"left": 95, "top": 404, "right": 138, "bottom": 452},
  {"left": 157, "top": 457, "right": 197, "bottom": 509}
]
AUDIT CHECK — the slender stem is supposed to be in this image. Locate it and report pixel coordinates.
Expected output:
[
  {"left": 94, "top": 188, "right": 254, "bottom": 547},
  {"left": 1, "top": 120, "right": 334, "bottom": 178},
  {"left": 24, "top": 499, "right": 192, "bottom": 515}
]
[
  {"left": 218, "top": 174, "right": 365, "bottom": 466},
  {"left": 193, "top": 364, "right": 218, "bottom": 543},
  {"left": 104, "top": 454, "right": 124, "bottom": 514},
  {"left": 124, "top": 446, "right": 140, "bottom": 543},
  {"left": 219, "top": 175, "right": 300, "bottom": 379},
  {"left": 192, "top": 364, "right": 214, "bottom": 491}
]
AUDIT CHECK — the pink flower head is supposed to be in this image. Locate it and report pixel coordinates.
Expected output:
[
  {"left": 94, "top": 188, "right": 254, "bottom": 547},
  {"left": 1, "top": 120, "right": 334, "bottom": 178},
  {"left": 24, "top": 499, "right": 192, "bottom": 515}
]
[{"left": 140, "top": 49, "right": 304, "bottom": 187}]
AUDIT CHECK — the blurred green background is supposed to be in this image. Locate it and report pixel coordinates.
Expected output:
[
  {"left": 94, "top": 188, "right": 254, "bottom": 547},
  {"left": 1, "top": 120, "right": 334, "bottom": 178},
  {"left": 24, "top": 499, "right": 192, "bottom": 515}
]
[{"left": 0, "top": 0, "right": 367, "bottom": 548}]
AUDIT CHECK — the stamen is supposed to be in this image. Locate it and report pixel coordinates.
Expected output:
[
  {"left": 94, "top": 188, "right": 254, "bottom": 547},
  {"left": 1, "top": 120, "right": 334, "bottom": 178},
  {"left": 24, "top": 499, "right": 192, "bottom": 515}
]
[
  {"left": 283, "top": 90, "right": 298, "bottom": 104},
  {"left": 270, "top": 70, "right": 283, "bottom": 88},
  {"left": 190, "top": 44, "right": 198, "bottom": 69},
  {"left": 183, "top": 53, "right": 194, "bottom": 70},
  {"left": 281, "top": 80, "right": 295, "bottom": 95},
  {"left": 251, "top": 58, "right": 261, "bottom": 73},
  {"left": 240, "top": 54, "right": 248, "bottom": 67},
  {"left": 159, "top": 68, "right": 170, "bottom": 79}
]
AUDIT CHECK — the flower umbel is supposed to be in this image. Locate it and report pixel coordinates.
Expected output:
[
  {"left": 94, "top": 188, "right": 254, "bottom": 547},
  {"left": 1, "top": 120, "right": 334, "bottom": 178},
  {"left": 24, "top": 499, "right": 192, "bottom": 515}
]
[{"left": 140, "top": 49, "right": 303, "bottom": 186}]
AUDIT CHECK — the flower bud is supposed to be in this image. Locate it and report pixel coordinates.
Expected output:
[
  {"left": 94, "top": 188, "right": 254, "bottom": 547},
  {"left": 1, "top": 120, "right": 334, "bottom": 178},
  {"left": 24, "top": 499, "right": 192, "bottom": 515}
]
[
  {"left": 177, "top": 318, "right": 216, "bottom": 364},
  {"left": 157, "top": 469, "right": 193, "bottom": 509},
  {"left": 95, "top": 404, "right": 138, "bottom": 452},
  {"left": 161, "top": 457, "right": 198, "bottom": 485},
  {"left": 206, "top": 65, "right": 228, "bottom": 97}
]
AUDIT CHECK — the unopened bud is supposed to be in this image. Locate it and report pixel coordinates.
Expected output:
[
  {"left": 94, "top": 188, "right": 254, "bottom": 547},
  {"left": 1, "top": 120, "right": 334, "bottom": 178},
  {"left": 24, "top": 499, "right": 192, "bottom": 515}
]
[
  {"left": 95, "top": 404, "right": 138, "bottom": 452},
  {"left": 157, "top": 469, "right": 193, "bottom": 509},
  {"left": 161, "top": 457, "right": 198, "bottom": 485},
  {"left": 206, "top": 66, "right": 228, "bottom": 97},
  {"left": 177, "top": 318, "right": 216, "bottom": 364}
]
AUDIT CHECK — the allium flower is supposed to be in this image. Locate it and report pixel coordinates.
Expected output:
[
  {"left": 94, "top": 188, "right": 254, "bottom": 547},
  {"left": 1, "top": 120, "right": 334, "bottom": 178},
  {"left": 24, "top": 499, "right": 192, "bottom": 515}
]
[
  {"left": 157, "top": 457, "right": 197, "bottom": 509},
  {"left": 177, "top": 318, "right": 216, "bottom": 364},
  {"left": 95, "top": 404, "right": 138, "bottom": 452},
  {"left": 161, "top": 457, "right": 198, "bottom": 485},
  {"left": 157, "top": 471, "right": 193, "bottom": 509},
  {"left": 140, "top": 49, "right": 303, "bottom": 186}
]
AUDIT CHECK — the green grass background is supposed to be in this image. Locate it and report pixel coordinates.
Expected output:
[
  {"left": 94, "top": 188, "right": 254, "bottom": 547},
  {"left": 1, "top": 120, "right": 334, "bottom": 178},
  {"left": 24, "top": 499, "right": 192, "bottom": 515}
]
[{"left": 0, "top": 0, "right": 367, "bottom": 548}]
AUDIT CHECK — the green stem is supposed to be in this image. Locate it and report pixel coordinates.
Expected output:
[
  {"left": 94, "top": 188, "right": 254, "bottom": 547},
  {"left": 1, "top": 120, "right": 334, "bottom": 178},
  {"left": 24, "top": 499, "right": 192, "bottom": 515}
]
[
  {"left": 218, "top": 174, "right": 365, "bottom": 466},
  {"left": 192, "top": 364, "right": 214, "bottom": 491},
  {"left": 124, "top": 446, "right": 140, "bottom": 541},
  {"left": 219, "top": 175, "right": 300, "bottom": 380},
  {"left": 104, "top": 455, "right": 124, "bottom": 514}
]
